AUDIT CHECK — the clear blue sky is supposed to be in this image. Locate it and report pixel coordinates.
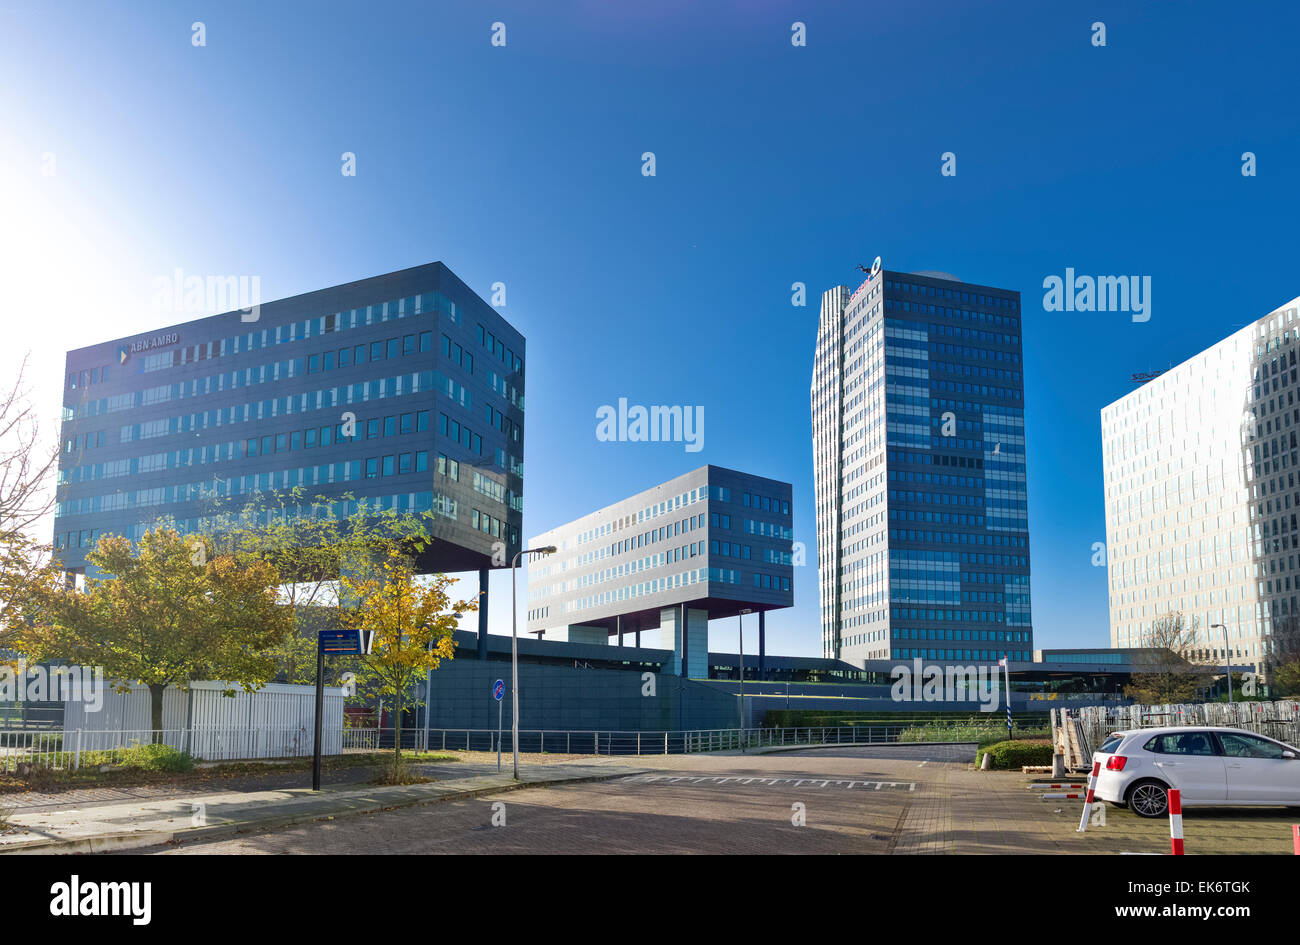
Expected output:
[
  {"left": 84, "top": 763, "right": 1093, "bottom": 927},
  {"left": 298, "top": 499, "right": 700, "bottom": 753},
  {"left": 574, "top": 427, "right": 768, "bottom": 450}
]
[{"left": 2, "top": 1, "right": 1298, "bottom": 657}]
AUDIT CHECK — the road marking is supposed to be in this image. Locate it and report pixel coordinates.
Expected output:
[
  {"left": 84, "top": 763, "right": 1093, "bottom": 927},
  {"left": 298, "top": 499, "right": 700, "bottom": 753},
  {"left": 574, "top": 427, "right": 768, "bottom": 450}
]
[{"left": 616, "top": 775, "right": 916, "bottom": 791}]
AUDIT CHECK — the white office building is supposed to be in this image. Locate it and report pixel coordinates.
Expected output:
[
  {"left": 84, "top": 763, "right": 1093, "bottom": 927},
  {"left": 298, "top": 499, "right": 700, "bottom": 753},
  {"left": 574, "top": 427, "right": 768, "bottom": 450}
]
[{"left": 1101, "top": 295, "right": 1300, "bottom": 675}]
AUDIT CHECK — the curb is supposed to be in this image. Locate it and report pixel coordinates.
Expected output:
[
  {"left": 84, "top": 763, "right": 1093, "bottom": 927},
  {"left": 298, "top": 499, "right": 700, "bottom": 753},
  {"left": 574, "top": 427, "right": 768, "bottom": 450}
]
[{"left": 0, "top": 767, "right": 646, "bottom": 855}]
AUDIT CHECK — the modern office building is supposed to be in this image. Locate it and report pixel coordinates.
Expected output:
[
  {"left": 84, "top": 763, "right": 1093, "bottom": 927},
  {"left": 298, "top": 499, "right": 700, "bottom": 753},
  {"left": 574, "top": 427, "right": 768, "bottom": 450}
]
[
  {"left": 55, "top": 262, "right": 525, "bottom": 590},
  {"left": 812, "top": 266, "right": 1033, "bottom": 667},
  {"left": 1101, "top": 295, "right": 1300, "bottom": 677},
  {"left": 525, "top": 465, "right": 794, "bottom": 678}
]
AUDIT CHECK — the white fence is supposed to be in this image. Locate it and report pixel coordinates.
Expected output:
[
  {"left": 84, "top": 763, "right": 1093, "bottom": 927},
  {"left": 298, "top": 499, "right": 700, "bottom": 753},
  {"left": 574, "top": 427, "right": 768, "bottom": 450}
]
[
  {"left": 0, "top": 726, "right": 327, "bottom": 772},
  {"left": 55, "top": 680, "right": 345, "bottom": 761}
]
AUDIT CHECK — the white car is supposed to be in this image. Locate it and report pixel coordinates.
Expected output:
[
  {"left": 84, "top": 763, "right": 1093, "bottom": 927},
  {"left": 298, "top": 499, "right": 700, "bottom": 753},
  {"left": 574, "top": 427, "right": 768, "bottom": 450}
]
[{"left": 1092, "top": 726, "right": 1300, "bottom": 818}]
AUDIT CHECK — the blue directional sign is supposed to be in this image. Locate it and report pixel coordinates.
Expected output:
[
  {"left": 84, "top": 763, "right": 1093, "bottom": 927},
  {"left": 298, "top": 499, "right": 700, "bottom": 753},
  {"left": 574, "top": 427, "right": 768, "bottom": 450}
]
[
  {"left": 319, "top": 629, "right": 370, "bottom": 655},
  {"left": 493, "top": 679, "right": 505, "bottom": 701}
]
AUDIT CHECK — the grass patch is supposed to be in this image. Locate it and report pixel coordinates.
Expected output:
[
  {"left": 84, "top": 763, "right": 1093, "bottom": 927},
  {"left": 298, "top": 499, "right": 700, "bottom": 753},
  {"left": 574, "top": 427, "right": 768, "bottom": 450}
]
[
  {"left": 763, "top": 709, "right": 1052, "bottom": 729},
  {"left": 0, "top": 751, "right": 458, "bottom": 795},
  {"left": 900, "top": 722, "right": 1050, "bottom": 747}
]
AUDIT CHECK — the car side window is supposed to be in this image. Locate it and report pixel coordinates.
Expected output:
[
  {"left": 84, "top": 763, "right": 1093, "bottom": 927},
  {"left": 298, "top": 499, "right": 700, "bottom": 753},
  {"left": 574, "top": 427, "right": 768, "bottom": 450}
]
[
  {"left": 1218, "top": 733, "right": 1288, "bottom": 760},
  {"left": 1152, "top": 732, "right": 1215, "bottom": 755}
]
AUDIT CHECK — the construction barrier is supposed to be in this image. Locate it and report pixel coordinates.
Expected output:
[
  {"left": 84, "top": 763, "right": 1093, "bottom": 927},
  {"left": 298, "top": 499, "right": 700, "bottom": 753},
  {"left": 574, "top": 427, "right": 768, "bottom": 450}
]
[
  {"left": 1293, "top": 825, "right": 1299, "bottom": 855},
  {"left": 1076, "top": 761, "right": 1101, "bottom": 832},
  {"left": 1169, "top": 789, "right": 1184, "bottom": 855},
  {"left": 1026, "top": 783, "right": 1085, "bottom": 790}
]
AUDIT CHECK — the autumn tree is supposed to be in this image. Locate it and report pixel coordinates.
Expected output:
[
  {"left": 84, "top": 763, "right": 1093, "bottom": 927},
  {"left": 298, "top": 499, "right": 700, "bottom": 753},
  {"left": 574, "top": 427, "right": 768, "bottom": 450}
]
[
  {"left": 337, "top": 549, "right": 475, "bottom": 762},
  {"left": 1124, "top": 611, "right": 1213, "bottom": 704},
  {"left": 0, "top": 355, "right": 61, "bottom": 651},
  {"left": 194, "top": 489, "right": 449, "bottom": 685},
  {"left": 19, "top": 528, "right": 294, "bottom": 737}
]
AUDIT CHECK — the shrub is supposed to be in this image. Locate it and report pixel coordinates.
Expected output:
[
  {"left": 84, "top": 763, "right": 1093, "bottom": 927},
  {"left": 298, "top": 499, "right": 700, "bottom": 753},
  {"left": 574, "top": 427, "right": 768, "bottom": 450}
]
[
  {"left": 371, "top": 755, "right": 427, "bottom": 785},
  {"left": 118, "top": 743, "right": 194, "bottom": 772},
  {"left": 975, "top": 739, "right": 1053, "bottom": 769}
]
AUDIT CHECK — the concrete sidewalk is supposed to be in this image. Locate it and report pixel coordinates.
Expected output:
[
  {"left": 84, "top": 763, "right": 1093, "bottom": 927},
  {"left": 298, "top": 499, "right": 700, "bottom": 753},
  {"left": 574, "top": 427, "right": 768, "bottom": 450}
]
[{"left": 0, "top": 761, "right": 645, "bottom": 854}]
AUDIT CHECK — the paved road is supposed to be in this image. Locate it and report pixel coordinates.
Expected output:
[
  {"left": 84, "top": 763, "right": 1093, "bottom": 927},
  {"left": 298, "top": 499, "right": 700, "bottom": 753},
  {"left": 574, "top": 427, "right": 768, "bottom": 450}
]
[
  {"left": 141, "top": 744, "right": 972, "bottom": 855},
  {"left": 119, "top": 742, "right": 1300, "bottom": 855}
]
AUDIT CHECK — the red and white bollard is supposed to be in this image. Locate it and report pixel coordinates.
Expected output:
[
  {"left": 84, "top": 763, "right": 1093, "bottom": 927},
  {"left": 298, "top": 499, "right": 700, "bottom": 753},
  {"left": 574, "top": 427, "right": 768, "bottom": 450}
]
[
  {"left": 1292, "top": 824, "right": 1299, "bottom": 855},
  {"left": 1076, "top": 760, "right": 1101, "bottom": 832},
  {"left": 1168, "top": 789, "right": 1184, "bottom": 855}
]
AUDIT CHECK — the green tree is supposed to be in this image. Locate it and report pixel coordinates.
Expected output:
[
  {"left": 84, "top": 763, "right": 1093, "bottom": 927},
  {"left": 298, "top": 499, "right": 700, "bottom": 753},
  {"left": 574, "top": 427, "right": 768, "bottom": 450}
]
[
  {"left": 20, "top": 528, "right": 293, "bottom": 737},
  {"left": 338, "top": 549, "right": 475, "bottom": 761},
  {"left": 1273, "top": 660, "right": 1300, "bottom": 697}
]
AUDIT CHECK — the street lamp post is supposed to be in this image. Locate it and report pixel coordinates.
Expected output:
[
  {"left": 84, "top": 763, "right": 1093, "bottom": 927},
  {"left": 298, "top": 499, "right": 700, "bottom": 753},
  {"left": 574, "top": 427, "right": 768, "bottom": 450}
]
[
  {"left": 738, "top": 608, "right": 752, "bottom": 752},
  {"left": 1211, "top": 623, "right": 1233, "bottom": 703},
  {"left": 511, "top": 545, "right": 556, "bottom": 779}
]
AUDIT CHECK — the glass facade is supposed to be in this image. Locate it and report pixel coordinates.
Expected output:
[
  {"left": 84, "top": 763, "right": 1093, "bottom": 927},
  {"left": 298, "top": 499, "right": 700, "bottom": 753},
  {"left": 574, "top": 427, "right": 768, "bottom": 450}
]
[
  {"left": 1102, "top": 295, "right": 1300, "bottom": 672},
  {"left": 55, "top": 263, "right": 524, "bottom": 574},
  {"left": 525, "top": 465, "right": 794, "bottom": 637},
  {"left": 812, "top": 269, "right": 1033, "bottom": 666}
]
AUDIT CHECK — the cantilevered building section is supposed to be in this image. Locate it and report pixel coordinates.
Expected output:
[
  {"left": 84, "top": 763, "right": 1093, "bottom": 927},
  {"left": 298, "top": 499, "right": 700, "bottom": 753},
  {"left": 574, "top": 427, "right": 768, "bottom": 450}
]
[
  {"left": 1101, "top": 296, "right": 1300, "bottom": 676},
  {"left": 811, "top": 266, "right": 1033, "bottom": 668},
  {"left": 55, "top": 262, "right": 525, "bottom": 578},
  {"left": 525, "top": 465, "right": 794, "bottom": 678}
]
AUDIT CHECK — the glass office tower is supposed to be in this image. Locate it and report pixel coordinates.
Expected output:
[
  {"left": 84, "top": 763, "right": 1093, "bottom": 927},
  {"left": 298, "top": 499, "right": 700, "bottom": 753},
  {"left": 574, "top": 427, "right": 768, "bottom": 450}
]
[
  {"left": 812, "top": 267, "right": 1032, "bottom": 667},
  {"left": 1101, "top": 296, "right": 1300, "bottom": 677},
  {"left": 55, "top": 262, "right": 525, "bottom": 577},
  {"left": 525, "top": 465, "right": 794, "bottom": 677}
]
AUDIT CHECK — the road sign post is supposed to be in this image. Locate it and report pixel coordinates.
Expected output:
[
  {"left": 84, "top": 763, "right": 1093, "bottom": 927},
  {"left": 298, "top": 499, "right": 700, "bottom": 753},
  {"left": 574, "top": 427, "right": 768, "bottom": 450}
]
[
  {"left": 312, "top": 629, "right": 373, "bottom": 791},
  {"left": 493, "top": 678, "right": 505, "bottom": 773}
]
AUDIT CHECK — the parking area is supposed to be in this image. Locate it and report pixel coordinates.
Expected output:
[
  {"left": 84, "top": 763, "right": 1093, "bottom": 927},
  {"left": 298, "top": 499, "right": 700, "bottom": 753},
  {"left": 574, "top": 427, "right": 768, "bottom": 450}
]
[{"left": 121, "top": 744, "right": 1299, "bottom": 855}]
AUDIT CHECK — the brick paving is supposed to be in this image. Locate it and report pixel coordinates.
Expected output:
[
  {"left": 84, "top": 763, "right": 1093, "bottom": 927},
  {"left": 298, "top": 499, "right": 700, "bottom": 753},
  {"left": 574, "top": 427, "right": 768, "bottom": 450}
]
[{"left": 131, "top": 743, "right": 1300, "bottom": 855}]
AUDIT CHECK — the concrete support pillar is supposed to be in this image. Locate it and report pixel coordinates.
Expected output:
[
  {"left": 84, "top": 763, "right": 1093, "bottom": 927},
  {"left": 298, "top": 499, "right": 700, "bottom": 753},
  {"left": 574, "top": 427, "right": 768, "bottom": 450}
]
[
  {"left": 759, "top": 610, "right": 767, "bottom": 681},
  {"left": 635, "top": 629, "right": 641, "bottom": 647},
  {"left": 660, "top": 606, "right": 708, "bottom": 679},
  {"left": 477, "top": 568, "right": 489, "bottom": 660},
  {"left": 617, "top": 615, "right": 623, "bottom": 647},
  {"left": 679, "top": 604, "right": 689, "bottom": 677}
]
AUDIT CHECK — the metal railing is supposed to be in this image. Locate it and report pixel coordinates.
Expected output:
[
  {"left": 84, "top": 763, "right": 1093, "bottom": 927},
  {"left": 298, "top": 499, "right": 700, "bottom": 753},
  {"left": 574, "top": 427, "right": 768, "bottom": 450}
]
[
  {"left": 0, "top": 721, "right": 995, "bottom": 771},
  {"left": 0, "top": 726, "right": 323, "bottom": 772},
  {"left": 342, "top": 724, "right": 984, "bottom": 757}
]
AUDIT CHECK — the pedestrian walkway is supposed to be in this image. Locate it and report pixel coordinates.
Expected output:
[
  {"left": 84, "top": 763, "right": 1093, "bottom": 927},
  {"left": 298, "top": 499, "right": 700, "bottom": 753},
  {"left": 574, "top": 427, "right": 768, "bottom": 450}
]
[{"left": 0, "top": 762, "right": 644, "bottom": 854}]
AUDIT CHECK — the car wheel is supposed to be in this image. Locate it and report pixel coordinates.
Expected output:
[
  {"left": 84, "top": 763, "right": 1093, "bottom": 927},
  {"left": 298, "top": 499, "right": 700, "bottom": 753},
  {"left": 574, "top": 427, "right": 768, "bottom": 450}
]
[{"left": 1127, "top": 779, "right": 1171, "bottom": 819}]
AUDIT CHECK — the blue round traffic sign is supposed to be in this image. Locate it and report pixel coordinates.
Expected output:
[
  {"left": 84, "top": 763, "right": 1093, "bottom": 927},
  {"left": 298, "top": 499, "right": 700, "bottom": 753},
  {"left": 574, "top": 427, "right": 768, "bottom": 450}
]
[{"left": 493, "top": 679, "right": 505, "bottom": 701}]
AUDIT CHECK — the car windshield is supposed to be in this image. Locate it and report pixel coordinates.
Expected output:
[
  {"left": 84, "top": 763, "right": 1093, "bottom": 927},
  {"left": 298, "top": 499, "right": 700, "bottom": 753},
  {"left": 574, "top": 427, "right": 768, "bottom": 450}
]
[{"left": 1099, "top": 734, "right": 1123, "bottom": 754}]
